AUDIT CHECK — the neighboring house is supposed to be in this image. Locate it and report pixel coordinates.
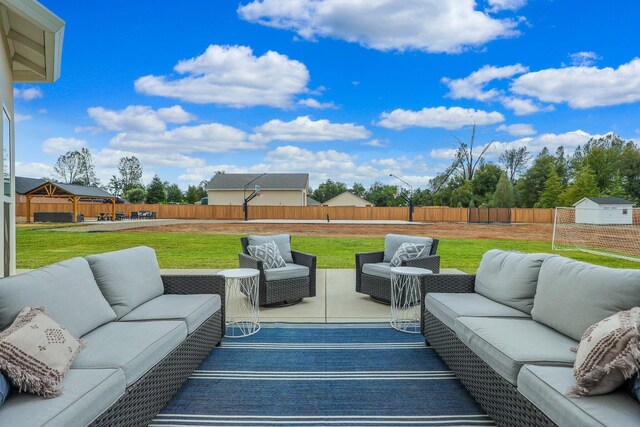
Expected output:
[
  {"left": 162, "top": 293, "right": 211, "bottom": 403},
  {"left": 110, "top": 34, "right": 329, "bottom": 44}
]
[
  {"left": 306, "top": 196, "right": 321, "bottom": 206},
  {"left": 323, "top": 191, "right": 374, "bottom": 207},
  {"left": 574, "top": 197, "right": 634, "bottom": 225},
  {"left": 206, "top": 173, "right": 310, "bottom": 206},
  {"left": 0, "top": 1, "right": 65, "bottom": 277}
]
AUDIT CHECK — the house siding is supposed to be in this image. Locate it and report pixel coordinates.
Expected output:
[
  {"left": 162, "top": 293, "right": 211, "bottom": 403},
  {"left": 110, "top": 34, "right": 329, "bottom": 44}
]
[{"left": 207, "top": 190, "right": 307, "bottom": 206}]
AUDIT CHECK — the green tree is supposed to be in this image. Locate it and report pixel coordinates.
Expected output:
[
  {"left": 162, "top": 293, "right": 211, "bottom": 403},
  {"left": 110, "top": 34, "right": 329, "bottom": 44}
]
[
  {"left": 146, "top": 175, "right": 166, "bottom": 204},
  {"left": 450, "top": 179, "right": 474, "bottom": 208},
  {"left": 535, "top": 165, "right": 564, "bottom": 208},
  {"left": 124, "top": 186, "right": 146, "bottom": 203},
  {"left": 185, "top": 184, "right": 207, "bottom": 204},
  {"left": 412, "top": 188, "right": 432, "bottom": 206},
  {"left": 499, "top": 147, "right": 530, "bottom": 183},
  {"left": 313, "top": 179, "right": 347, "bottom": 203},
  {"left": 117, "top": 156, "right": 143, "bottom": 193},
  {"left": 620, "top": 142, "right": 640, "bottom": 204},
  {"left": 514, "top": 149, "right": 556, "bottom": 207},
  {"left": 350, "top": 183, "right": 366, "bottom": 198},
  {"left": 471, "top": 163, "right": 503, "bottom": 205},
  {"left": 165, "top": 182, "right": 184, "bottom": 203},
  {"left": 491, "top": 173, "right": 515, "bottom": 207},
  {"left": 366, "top": 181, "right": 403, "bottom": 207},
  {"left": 558, "top": 165, "right": 600, "bottom": 206},
  {"left": 55, "top": 149, "right": 99, "bottom": 185}
]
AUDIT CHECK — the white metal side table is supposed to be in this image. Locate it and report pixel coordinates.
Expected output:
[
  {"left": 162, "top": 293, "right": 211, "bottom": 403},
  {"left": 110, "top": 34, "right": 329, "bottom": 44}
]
[
  {"left": 390, "top": 266, "right": 432, "bottom": 333},
  {"left": 219, "top": 268, "right": 260, "bottom": 338}
]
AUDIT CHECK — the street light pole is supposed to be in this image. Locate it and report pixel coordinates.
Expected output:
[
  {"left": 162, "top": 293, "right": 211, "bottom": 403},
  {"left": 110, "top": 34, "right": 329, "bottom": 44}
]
[
  {"left": 389, "top": 173, "right": 414, "bottom": 222},
  {"left": 243, "top": 173, "right": 266, "bottom": 221}
]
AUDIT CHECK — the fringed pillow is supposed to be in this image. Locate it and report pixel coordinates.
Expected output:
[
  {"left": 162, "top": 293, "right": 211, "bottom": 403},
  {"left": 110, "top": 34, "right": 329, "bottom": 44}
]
[
  {"left": 247, "top": 241, "right": 287, "bottom": 270},
  {"left": 0, "top": 307, "right": 84, "bottom": 398},
  {"left": 569, "top": 307, "right": 640, "bottom": 396}
]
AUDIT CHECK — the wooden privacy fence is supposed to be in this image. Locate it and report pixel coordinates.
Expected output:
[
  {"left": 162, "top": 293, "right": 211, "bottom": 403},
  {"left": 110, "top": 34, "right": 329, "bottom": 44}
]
[{"left": 16, "top": 202, "right": 556, "bottom": 224}]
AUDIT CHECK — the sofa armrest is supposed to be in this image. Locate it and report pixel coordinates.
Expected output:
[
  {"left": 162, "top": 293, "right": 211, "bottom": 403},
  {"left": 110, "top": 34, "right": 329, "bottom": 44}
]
[
  {"left": 420, "top": 273, "right": 476, "bottom": 335},
  {"left": 404, "top": 254, "right": 440, "bottom": 273},
  {"left": 161, "top": 274, "right": 226, "bottom": 334},
  {"left": 355, "top": 251, "right": 384, "bottom": 292}
]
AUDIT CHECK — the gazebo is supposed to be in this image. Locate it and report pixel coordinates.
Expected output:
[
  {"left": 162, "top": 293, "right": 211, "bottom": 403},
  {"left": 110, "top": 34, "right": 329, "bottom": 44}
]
[{"left": 25, "top": 181, "right": 117, "bottom": 223}]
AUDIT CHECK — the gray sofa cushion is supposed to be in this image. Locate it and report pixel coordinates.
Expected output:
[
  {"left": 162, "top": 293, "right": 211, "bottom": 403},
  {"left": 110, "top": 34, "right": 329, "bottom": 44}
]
[
  {"left": 383, "top": 234, "right": 433, "bottom": 263},
  {"left": 454, "top": 317, "right": 577, "bottom": 385},
  {"left": 362, "top": 262, "right": 392, "bottom": 279},
  {"left": 425, "top": 293, "right": 530, "bottom": 330},
  {"left": 0, "top": 368, "right": 125, "bottom": 427},
  {"left": 120, "top": 294, "right": 221, "bottom": 334},
  {"left": 518, "top": 365, "right": 640, "bottom": 427},
  {"left": 86, "top": 246, "right": 164, "bottom": 319},
  {"left": 248, "top": 234, "right": 293, "bottom": 263},
  {"left": 532, "top": 256, "right": 640, "bottom": 341},
  {"left": 475, "top": 250, "right": 550, "bottom": 314},
  {"left": 0, "top": 257, "right": 116, "bottom": 337},
  {"left": 73, "top": 320, "right": 187, "bottom": 386},
  {"left": 263, "top": 263, "right": 309, "bottom": 281}
]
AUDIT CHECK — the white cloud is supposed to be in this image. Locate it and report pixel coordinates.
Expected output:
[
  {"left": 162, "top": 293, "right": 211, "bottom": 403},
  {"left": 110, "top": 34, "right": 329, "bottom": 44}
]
[
  {"left": 487, "top": 0, "right": 527, "bottom": 12},
  {"left": 511, "top": 58, "right": 640, "bottom": 108},
  {"left": 14, "top": 113, "right": 32, "bottom": 122},
  {"left": 250, "top": 116, "right": 370, "bottom": 143},
  {"left": 14, "top": 87, "right": 43, "bottom": 101},
  {"left": 297, "top": 98, "right": 337, "bottom": 109},
  {"left": 430, "top": 147, "right": 459, "bottom": 160},
  {"left": 15, "top": 161, "right": 54, "bottom": 179},
  {"left": 94, "top": 148, "right": 206, "bottom": 169},
  {"left": 110, "top": 123, "right": 257, "bottom": 154},
  {"left": 238, "top": 0, "right": 521, "bottom": 53},
  {"left": 500, "top": 96, "right": 552, "bottom": 115},
  {"left": 491, "top": 130, "right": 598, "bottom": 157},
  {"left": 378, "top": 106, "right": 504, "bottom": 130},
  {"left": 134, "top": 45, "right": 310, "bottom": 108},
  {"left": 88, "top": 105, "right": 194, "bottom": 133},
  {"left": 363, "top": 139, "right": 385, "bottom": 147},
  {"left": 496, "top": 123, "right": 536, "bottom": 136},
  {"left": 568, "top": 51, "right": 601, "bottom": 67},
  {"left": 442, "top": 64, "right": 528, "bottom": 100},
  {"left": 42, "top": 137, "right": 87, "bottom": 155}
]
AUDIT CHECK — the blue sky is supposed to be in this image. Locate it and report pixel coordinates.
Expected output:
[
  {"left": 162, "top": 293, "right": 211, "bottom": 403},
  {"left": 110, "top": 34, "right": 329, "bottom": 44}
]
[{"left": 14, "top": 0, "right": 640, "bottom": 190}]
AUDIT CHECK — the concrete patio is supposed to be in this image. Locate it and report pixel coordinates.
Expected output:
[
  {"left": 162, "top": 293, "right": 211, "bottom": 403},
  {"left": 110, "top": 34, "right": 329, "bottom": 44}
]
[{"left": 160, "top": 268, "right": 463, "bottom": 323}]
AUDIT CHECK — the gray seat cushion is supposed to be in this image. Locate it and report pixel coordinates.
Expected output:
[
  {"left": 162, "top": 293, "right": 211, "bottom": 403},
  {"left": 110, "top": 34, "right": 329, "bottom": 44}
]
[
  {"left": 383, "top": 234, "right": 433, "bottom": 262},
  {"left": 73, "top": 320, "right": 187, "bottom": 386},
  {"left": 532, "top": 256, "right": 640, "bottom": 341},
  {"left": 0, "top": 257, "right": 116, "bottom": 337},
  {"left": 0, "top": 368, "right": 125, "bottom": 427},
  {"left": 518, "top": 365, "right": 640, "bottom": 427},
  {"left": 86, "top": 246, "right": 165, "bottom": 319},
  {"left": 248, "top": 234, "right": 293, "bottom": 263},
  {"left": 454, "top": 317, "right": 577, "bottom": 385},
  {"left": 475, "top": 250, "right": 551, "bottom": 314},
  {"left": 263, "top": 263, "right": 309, "bottom": 281},
  {"left": 120, "top": 294, "right": 221, "bottom": 334},
  {"left": 426, "top": 293, "right": 530, "bottom": 330},
  {"left": 362, "top": 262, "right": 392, "bottom": 279}
]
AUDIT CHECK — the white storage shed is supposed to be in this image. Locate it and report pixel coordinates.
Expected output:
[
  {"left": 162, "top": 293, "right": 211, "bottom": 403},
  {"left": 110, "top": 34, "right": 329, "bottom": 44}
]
[{"left": 573, "top": 197, "right": 634, "bottom": 225}]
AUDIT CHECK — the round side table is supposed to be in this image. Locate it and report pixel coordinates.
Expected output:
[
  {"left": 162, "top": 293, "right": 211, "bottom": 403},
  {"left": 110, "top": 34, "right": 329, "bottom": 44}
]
[
  {"left": 390, "top": 266, "right": 432, "bottom": 334},
  {"left": 219, "top": 268, "right": 260, "bottom": 338}
]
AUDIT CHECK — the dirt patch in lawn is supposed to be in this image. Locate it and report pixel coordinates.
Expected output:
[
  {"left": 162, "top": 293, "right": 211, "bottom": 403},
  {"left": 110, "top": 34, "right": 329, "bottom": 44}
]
[{"left": 121, "top": 222, "right": 553, "bottom": 242}]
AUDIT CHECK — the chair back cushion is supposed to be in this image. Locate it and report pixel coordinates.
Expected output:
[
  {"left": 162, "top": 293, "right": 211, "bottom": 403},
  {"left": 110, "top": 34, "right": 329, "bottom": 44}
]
[
  {"left": 383, "top": 234, "right": 433, "bottom": 263},
  {"left": 475, "top": 249, "right": 550, "bottom": 314},
  {"left": 0, "top": 257, "right": 116, "bottom": 337},
  {"left": 247, "top": 234, "right": 293, "bottom": 263},
  {"left": 86, "top": 246, "right": 164, "bottom": 319},
  {"left": 531, "top": 256, "right": 640, "bottom": 341}
]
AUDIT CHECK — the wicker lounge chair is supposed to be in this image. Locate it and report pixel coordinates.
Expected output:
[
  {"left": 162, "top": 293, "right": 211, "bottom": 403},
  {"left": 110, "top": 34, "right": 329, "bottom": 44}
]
[
  {"left": 356, "top": 234, "right": 440, "bottom": 304},
  {"left": 239, "top": 234, "right": 316, "bottom": 306}
]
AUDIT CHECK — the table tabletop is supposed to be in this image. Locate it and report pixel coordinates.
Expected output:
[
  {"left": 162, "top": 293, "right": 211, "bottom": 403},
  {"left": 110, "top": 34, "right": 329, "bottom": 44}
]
[
  {"left": 390, "top": 266, "right": 433, "bottom": 276},
  {"left": 218, "top": 268, "right": 260, "bottom": 279}
]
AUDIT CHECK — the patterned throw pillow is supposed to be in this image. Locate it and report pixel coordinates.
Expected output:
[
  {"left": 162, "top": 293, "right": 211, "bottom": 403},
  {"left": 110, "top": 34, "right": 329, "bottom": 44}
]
[
  {"left": 389, "top": 242, "right": 427, "bottom": 267},
  {"left": 569, "top": 307, "right": 640, "bottom": 396},
  {"left": 628, "top": 374, "right": 640, "bottom": 402},
  {"left": 0, "top": 306, "right": 84, "bottom": 398},
  {"left": 247, "top": 241, "right": 287, "bottom": 269}
]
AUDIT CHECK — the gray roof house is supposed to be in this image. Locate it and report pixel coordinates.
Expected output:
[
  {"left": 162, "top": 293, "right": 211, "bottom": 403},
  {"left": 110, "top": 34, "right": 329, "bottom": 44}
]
[{"left": 205, "top": 173, "right": 310, "bottom": 206}]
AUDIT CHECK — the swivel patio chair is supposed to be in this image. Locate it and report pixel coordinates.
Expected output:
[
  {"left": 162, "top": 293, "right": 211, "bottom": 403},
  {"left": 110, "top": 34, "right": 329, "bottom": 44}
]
[
  {"left": 239, "top": 234, "right": 316, "bottom": 306},
  {"left": 356, "top": 233, "right": 440, "bottom": 304}
]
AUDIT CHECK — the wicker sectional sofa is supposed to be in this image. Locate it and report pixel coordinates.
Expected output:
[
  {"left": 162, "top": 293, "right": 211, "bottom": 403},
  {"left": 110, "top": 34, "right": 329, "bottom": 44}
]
[
  {"left": 422, "top": 250, "right": 640, "bottom": 426},
  {"left": 0, "top": 246, "right": 225, "bottom": 427}
]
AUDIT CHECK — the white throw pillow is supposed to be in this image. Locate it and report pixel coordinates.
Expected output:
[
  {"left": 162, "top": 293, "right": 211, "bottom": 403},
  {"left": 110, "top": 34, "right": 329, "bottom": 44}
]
[
  {"left": 247, "top": 241, "right": 287, "bottom": 269},
  {"left": 389, "top": 242, "right": 427, "bottom": 267}
]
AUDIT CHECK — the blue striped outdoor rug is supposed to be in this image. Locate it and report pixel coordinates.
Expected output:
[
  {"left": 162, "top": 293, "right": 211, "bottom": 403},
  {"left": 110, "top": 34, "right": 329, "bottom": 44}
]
[{"left": 151, "top": 323, "right": 494, "bottom": 426}]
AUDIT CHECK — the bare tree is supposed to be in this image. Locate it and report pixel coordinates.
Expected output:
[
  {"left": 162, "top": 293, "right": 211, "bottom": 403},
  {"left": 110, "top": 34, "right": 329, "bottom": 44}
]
[
  {"left": 453, "top": 124, "right": 494, "bottom": 181},
  {"left": 499, "top": 147, "right": 531, "bottom": 183},
  {"left": 54, "top": 151, "right": 82, "bottom": 183}
]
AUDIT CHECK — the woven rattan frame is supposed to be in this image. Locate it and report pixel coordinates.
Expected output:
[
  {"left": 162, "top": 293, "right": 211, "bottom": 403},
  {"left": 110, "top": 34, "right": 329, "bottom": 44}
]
[
  {"left": 355, "top": 239, "right": 440, "bottom": 304},
  {"left": 89, "top": 275, "right": 225, "bottom": 427},
  {"left": 239, "top": 236, "right": 317, "bottom": 306}
]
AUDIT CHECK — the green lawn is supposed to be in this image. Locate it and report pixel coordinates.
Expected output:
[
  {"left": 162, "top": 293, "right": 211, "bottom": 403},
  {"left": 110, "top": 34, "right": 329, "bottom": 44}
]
[{"left": 16, "top": 228, "right": 639, "bottom": 272}]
